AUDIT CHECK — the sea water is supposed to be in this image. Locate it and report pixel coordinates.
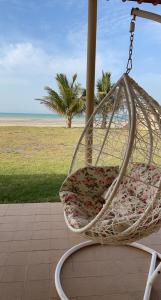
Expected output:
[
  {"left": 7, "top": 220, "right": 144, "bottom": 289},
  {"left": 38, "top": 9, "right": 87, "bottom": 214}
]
[{"left": 0, "top": 112, "right": 84, "bottom": 120}]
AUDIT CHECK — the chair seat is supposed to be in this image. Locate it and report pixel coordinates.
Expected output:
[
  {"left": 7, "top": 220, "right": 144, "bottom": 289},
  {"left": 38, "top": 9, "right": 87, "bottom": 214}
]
[
  {"left": 60, "top": 163, "right": 161, "bottom": 244},
  {"left": 60, "top": 166, "right": 119, "bottom": 229}
]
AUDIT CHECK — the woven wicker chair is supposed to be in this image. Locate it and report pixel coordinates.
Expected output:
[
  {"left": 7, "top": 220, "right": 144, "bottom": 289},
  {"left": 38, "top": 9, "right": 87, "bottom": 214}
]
[
  {"left": 55, "top": 74, "right": 161, "bottom": 300},
  {"left": 60, "top": 73, "right": 161, "bottom": 244}
]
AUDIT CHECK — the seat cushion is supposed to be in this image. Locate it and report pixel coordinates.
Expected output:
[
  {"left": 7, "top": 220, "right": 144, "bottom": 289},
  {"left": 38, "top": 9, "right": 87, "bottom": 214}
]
[
  {"left": 93, "top": 163, "right": 161, "bottom": 237},
  {"left": 60, "top": 163, "right": 161, "bottom": 235},
  {"left": 60, "top": 166, "right": 119, "bottom": 229}
]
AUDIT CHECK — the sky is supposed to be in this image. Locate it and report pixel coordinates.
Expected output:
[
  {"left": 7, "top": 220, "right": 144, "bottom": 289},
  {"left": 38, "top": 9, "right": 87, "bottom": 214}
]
[{"left": 0, "top": 0, "right": 161, "bottom": 114}]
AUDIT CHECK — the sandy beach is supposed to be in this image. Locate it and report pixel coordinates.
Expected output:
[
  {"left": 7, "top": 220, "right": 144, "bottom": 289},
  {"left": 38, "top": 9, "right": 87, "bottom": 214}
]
[{"left": 0, "top": 117, "right": 85, "bottom": 127}]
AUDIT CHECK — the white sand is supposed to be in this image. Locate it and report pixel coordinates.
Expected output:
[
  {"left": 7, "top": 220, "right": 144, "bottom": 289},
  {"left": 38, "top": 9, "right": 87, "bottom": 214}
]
[{"left": 0, "top": 117, "right": 85, "bottom": 127}]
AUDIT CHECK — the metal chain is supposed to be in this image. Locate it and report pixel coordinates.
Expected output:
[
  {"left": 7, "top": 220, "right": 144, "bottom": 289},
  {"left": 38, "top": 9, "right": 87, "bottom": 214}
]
[{"left": 126, "top": 15, "right": 136, "bottom": 74}]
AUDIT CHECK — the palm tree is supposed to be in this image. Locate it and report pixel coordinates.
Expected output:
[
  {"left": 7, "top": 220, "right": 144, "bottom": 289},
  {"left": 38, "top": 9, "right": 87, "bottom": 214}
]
[
  {"left": 37, "top": 73, "right": 85, "bottom": 128},
  {"left": 96, "top": 71, "right": 114, "bottom": 128}
]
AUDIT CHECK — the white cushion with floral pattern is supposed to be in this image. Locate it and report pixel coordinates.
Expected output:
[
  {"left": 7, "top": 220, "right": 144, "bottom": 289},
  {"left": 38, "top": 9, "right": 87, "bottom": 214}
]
[
  {"left": 60, "top": 166, "right": 119, "bottom": 229},
  {"left": 60, "top": 163, "right": 161, "bottom": 233}
]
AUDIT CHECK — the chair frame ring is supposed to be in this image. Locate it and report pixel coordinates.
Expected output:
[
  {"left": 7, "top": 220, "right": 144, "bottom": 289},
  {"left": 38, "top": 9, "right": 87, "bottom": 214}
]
[{"left": 55, "top": 240, "right": 161, "bottom": 300}]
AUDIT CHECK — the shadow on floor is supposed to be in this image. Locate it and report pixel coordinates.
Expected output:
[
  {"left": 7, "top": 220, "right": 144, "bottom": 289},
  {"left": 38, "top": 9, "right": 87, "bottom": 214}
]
[{"left": 0, "top": 173, "right": 66, "bottom": 203}]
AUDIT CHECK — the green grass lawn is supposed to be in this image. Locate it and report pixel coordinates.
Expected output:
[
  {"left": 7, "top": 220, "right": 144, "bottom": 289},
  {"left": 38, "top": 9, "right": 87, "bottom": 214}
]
[
  {"left": 0, "top": 127, "right": 82, "bottom": 203},
  {"left": 0, "top": 126, "right": 156, "bottom": 203}
]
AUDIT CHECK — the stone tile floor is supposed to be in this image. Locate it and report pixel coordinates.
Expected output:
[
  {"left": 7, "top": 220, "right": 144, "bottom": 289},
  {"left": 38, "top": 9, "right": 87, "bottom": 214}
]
[{"left": 0, "top": 203, "right": 161, "bottom": 299}]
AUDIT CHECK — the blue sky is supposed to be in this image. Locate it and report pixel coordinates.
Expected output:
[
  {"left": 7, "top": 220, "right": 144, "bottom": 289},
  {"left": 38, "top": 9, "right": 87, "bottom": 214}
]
[{"left": 0, "top": 0, "right": 161, "bottom": 113}]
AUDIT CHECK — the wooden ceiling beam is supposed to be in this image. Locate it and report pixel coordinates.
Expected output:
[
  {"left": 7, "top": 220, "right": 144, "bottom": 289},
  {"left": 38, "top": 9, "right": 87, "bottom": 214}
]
[{"left": 123, "top": 0, "right": 161, "bottom": 4}]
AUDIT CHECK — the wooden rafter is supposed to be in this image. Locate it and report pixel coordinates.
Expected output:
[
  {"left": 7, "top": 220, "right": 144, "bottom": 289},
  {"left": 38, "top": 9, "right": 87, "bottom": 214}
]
[{"left": 123, "top": 0, "right": 161, "bottom": 4}]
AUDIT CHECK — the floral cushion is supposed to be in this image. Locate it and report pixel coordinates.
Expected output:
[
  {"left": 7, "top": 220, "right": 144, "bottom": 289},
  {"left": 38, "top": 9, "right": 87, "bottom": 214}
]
[
  {"left": 116, "top": 163, "right": 161, "bottom": 210},
  {"left": 60, "top": 166, "right": 119, "bottom": 229},
  {"left": 60, "top": 163, "right": 161, "bottom": 234},
  {"left": 122, "top": 163, "right": 160, "bottom": 189},
  {"left": 96, "top": 163, "right": 161, "bottom": 236}
]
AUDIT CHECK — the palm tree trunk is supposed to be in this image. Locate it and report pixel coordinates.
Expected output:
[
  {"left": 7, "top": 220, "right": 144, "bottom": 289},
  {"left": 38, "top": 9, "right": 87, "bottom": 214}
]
[
  {"left": 66, "top": 116, "right": 72, "bottom": 128},
  {"left": 101, "top": 112, "right": 107, "bottom": 128}
]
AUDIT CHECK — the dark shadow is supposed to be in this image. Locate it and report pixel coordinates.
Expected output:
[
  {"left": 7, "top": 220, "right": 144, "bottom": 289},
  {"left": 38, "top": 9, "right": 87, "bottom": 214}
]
[{"left": 0, "top": 173, "right": 66, "bottom": 203}]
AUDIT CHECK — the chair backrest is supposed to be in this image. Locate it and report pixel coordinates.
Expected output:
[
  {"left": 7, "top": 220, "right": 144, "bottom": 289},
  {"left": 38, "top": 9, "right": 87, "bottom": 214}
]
[
  {"left": 60, "top": 166, "right": 119, "bottom": 197},
  {"left": 118, "top": 163, "right": 161, "bottom": 205}
]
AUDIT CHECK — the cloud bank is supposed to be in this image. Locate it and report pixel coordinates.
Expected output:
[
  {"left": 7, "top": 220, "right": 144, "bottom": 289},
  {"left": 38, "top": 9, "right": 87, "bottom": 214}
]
[{"left": 0, "top": 0, "right": 161, "bottom": 113}]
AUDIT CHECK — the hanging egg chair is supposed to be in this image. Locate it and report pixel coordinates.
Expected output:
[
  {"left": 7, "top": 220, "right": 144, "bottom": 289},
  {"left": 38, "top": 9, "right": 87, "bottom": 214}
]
[
  {"left": 55, "top": 7, "right": 161, "bottom": 300},
  {"left": 60, "top": 73, "right": 161, "bottom": 245}
]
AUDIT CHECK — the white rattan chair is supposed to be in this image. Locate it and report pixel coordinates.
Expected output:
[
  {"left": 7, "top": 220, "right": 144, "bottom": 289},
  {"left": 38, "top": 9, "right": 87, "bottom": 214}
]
[
  {"left": 55, "top": 8, "right": 161, "bottom": 300},
  {"left": 55, "top": 74, "right": 161, "bottom": 300},
  {"left": 60, "top": 74, "right": 161, "bottom": 244}
]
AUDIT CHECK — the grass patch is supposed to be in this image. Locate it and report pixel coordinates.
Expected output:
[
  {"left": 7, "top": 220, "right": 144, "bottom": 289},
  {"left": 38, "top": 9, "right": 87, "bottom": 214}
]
[
  {"left": 0, "top": 126, "right": 155, "bottom": 203},
  {"left": 0, "top": 127, "right": 82, "bottom": 203}
]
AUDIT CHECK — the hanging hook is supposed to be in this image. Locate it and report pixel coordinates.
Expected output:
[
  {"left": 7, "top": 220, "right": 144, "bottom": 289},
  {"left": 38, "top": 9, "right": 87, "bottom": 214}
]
[{"left": 126, "top": 14, "right": 136, "bottom": 74}]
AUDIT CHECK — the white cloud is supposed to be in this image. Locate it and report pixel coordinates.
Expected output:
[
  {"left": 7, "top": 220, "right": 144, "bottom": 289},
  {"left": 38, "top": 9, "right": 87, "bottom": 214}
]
[
  {"left": 0, "top": 39, "right": 126, "bottom": 114},
  {"left": 0, "top": 43, "right": 50, "bottom": 72},
  {"left": 0, "top": 0, "right": 161, "bottom": 114},
  {"left": 0, "top": 42, "right": 86, "bottom": 84},
  {"left": 0, "top": 39, "right": 125, "bottom": 87}
]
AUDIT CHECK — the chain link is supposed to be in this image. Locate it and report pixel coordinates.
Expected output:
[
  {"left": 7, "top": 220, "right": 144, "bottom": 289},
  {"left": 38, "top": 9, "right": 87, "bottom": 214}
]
[{"left": 126, "top": 15, "right": 136, "bottom": 74}]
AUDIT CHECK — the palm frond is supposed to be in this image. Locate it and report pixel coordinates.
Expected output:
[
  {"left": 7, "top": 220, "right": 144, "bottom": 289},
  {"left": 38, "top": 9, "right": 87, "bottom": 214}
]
[
  {"left": 96, "top": 79, "right": 103, "bottom": 93},
  {"left": 55, "top": 73, "right": 74, "bottom": 106},
  {"left": 68, "top": 98, "right": 85, "bottom": 116},
  {"left": 40, "top": 97, "right": 66, "bottom": 115},
  {"left": 71, "top": 73, "right": 77, "bottom": 88},
  {"left": 97, "top": 71, "right": 112, "bottom": 96},
  {"left": 44, "top": 86, "right": 61, "bottom": 100},
  {"left": 36, "top": 73, "right": 85, "bottom": 127},
  {"left": 72, "top": 83, "right": 82, "bottom": 98},
  {"left": 56, "top": 73, "right": 69, "bottom": 89},
  {"left": 36, "top": 86, "right": 66, "bottom": 115}
]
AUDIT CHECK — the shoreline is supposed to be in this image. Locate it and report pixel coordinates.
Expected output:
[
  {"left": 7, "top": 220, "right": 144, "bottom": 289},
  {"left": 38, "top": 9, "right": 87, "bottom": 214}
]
[{"left": 0, "top": 117, "right": 85, "bottom": 127}]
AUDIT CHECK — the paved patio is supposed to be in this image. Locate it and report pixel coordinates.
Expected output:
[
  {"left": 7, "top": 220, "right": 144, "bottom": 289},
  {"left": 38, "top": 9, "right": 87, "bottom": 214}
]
[{"left": 0, "top": 203, "right": 161, "bottom": 300}]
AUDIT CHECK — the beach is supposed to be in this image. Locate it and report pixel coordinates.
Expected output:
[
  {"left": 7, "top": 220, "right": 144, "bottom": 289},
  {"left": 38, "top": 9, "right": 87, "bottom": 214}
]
[
  {"left": 0, "top": 113, "right": 85, "bottom": 127},
  {"left": 0, "top": 117, "right": 84, "bottom": 127}
]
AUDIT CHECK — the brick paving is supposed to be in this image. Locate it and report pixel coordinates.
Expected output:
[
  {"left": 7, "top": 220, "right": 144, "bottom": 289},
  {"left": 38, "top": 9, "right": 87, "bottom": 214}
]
[{"left": 0, "top": 203, "right": 160, "bottom": 299}]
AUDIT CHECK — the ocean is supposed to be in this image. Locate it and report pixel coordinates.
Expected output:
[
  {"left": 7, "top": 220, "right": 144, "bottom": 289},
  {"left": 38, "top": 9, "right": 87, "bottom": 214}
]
[
  {"left": 0, "top": 112, "right": 85, "bottom": 127},
  {"left": 0, "top": 112, "right": 84, "bottom": 120}
]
